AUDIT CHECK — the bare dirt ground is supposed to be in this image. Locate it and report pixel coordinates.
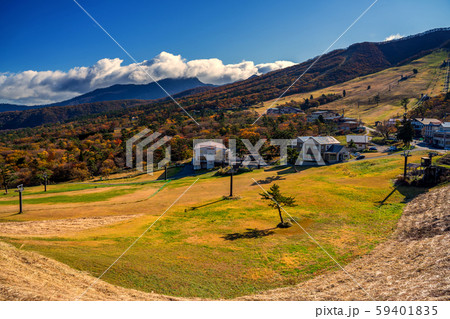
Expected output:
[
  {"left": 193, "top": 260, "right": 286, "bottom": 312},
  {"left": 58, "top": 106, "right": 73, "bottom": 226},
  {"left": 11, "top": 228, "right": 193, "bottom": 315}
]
[
  {"left": 0, "top": 185, "right": 448, "bottom": 301},
  {"left": 239, "top": 185, "right": 450, "bottom": 301},
  {"left": 0, "top": 241, "right": 179, "bottom": 301},
  {"left": 0, "top": 215, "right": 142, "bottom": 236}
]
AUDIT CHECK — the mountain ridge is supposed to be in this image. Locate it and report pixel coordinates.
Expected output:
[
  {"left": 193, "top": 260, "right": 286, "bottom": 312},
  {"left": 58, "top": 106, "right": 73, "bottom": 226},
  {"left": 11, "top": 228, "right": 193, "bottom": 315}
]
[
  {"left": 46, "top": 77, "right": 213, "bottom": 107},
  {"left": 0, "top": 27, "right": 449, "bottom": 130},
  {"left": 0, "top": 77, "right": 213, "bottom": 112}
]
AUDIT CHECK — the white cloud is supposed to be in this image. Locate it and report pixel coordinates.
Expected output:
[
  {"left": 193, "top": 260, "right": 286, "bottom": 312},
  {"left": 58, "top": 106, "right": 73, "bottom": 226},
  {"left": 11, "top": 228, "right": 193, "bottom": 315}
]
[
  {"left": 384, "top": 33, "right": 403, "bottom": 42},
  {"left": 256, "top": 61, "right": 296, "bottom": 74},
  {"left": 0, "top": 52, "right": 296, "bottom": 105}
]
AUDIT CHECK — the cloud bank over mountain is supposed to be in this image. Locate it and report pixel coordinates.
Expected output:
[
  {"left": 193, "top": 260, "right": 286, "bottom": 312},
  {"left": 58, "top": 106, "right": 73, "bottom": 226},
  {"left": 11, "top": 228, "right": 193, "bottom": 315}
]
[
  {"left": 384, "top": 33, "right": 403, "bottom": 42},
  {"left": 0, "top": 52, "right": 295, "bottom": 105}
]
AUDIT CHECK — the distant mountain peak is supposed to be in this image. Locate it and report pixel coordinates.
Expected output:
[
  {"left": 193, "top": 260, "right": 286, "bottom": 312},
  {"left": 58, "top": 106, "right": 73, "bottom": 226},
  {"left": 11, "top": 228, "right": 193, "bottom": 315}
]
[{"left": 48, "top": 77, "right": 212, "bottom": 107}]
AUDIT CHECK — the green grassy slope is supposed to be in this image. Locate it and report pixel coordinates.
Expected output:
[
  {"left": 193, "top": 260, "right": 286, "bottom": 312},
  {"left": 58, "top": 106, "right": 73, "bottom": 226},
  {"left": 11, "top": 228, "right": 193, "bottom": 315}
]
[{"left": 0, "top": 153, "right": 431, "bottom": 298}]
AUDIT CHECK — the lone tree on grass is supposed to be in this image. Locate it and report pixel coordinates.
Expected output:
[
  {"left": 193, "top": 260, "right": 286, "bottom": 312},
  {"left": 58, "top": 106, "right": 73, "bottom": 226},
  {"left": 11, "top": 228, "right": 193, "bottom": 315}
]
[{"left": 260, "top": 183, "right": 296, "bottom": 228}]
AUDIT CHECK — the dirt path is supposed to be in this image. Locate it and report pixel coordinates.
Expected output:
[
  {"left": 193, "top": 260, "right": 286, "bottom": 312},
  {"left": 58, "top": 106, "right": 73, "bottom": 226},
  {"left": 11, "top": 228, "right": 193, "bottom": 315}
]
[{"left": 0, "top": 214, "right": 142, "bottom": 236}]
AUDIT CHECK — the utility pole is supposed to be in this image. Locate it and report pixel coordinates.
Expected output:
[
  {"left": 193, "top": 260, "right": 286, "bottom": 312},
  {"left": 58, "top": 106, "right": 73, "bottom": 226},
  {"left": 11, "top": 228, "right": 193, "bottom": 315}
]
[
  {"left": 15, "top": 184, "right": 24, "bottom": 214},
  {"left": 401, "top": 150, "right": 412, "bottom": 179},
  {"left": 229, "top": 166, "right": 233, "bottom": 197},
  {"left": 43, "top": 172, "right": 48, "bottom": 192},
  {"left": 428, "top": 152, "right": 438, "bottom": 165}
]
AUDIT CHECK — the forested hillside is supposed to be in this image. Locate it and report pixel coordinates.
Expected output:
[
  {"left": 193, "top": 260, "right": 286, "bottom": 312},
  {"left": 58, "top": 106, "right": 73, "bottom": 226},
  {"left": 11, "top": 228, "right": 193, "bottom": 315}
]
[
  {"left": 0, "top": 29, "right": 449, "bottom": 187},
  {"left": 1, "top": 28, "right": 449, "bottom": 131}
]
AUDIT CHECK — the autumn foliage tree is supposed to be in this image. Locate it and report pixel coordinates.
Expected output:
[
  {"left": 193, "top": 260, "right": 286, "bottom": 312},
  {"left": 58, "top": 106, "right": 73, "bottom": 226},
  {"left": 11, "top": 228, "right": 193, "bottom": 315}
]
[
  {"left": 0, "top": 156, "right": 15, "bottom": 194},
  {"left": 376, "top": 121, "right": 397, "bottom": 140}
]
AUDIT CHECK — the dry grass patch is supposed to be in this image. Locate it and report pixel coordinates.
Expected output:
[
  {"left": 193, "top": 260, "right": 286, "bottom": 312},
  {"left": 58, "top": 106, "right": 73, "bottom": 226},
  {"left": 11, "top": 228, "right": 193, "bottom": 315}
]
[
  {"left": 0, "top": 214, "right": 142, "bottom": 236},
  {"left": 253, "top": 50, "right": 447, "bottom": 123}
]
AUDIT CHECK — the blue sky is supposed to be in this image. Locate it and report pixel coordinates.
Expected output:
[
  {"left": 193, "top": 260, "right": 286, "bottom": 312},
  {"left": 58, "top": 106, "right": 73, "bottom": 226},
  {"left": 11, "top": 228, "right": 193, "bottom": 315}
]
[
  {"left": 0, "top": 0, "right": 449, "bottom": 104},
  {"left": 1, "top": 0, "right": 449, "bottom": 72}
]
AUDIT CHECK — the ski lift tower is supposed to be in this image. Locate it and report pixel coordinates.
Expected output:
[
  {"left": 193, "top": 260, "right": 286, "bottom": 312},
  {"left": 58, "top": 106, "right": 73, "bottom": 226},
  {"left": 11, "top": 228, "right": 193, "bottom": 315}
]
[
  {"left": 401, "top": 150, "right": 412, "bottom": 179},
  {"left": 15, "top": 184, "right": 24, "bottom": 214}
]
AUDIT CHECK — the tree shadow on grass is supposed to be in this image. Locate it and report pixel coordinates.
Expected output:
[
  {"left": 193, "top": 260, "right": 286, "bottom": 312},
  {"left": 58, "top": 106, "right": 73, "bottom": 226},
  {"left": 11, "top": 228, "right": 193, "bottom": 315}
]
[
  {"left": 3, "top": 212, "right": 22, "bottom": 217},
  {"left": 186, "top": 197, "right": 226, "bottom": 211},
  {"left": 376, "top": 187, "right": 398, "bottom": 207},
  {"left": 251, "top": 175, "right": 285, "bottom": 185},
  {"left": 222, "top": 228, "right": 276, "bottom": 241},
  {"left": 264, "top": 165, "right": 311, "bottom": 175}
]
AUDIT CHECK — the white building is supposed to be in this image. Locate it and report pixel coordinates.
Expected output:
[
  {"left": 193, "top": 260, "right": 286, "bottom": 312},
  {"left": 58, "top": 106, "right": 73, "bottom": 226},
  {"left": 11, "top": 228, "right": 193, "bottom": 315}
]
[
  {"left": 292, "top": 136, "right": 339, "bottom": 151},
  {"left": 422, "top": 120, "right": 443, "bottom": 142},
  {"left": 307, "top": 110, "right": 340, "bottom": 122},
  {"left": 292, "top": 136, "right": 348, "bottom": 164},
  {"left": 386, "top": 118, "right": 399, "bottom": 126},
  {"left": 411, "top": 118, "right": 441, "bottom": 137},
  {"left": 193, "top": 141, "right": 229, "bottom": 170},
  {"left": 346, "top": 135, "right": 371, "bottom": 150},
  {"left": 432, "top": 122, "right": 450, "bottom": 150}
]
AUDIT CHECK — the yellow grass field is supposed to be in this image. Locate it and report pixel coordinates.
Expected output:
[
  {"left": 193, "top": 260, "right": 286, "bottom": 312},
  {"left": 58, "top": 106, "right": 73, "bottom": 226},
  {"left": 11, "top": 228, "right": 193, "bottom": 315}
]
[
  {"left": 253, "top": 50, "right": 448, "bottom": 124},
  {"left": 0, "top": 151, "right": 435, "bottom": 299}
]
